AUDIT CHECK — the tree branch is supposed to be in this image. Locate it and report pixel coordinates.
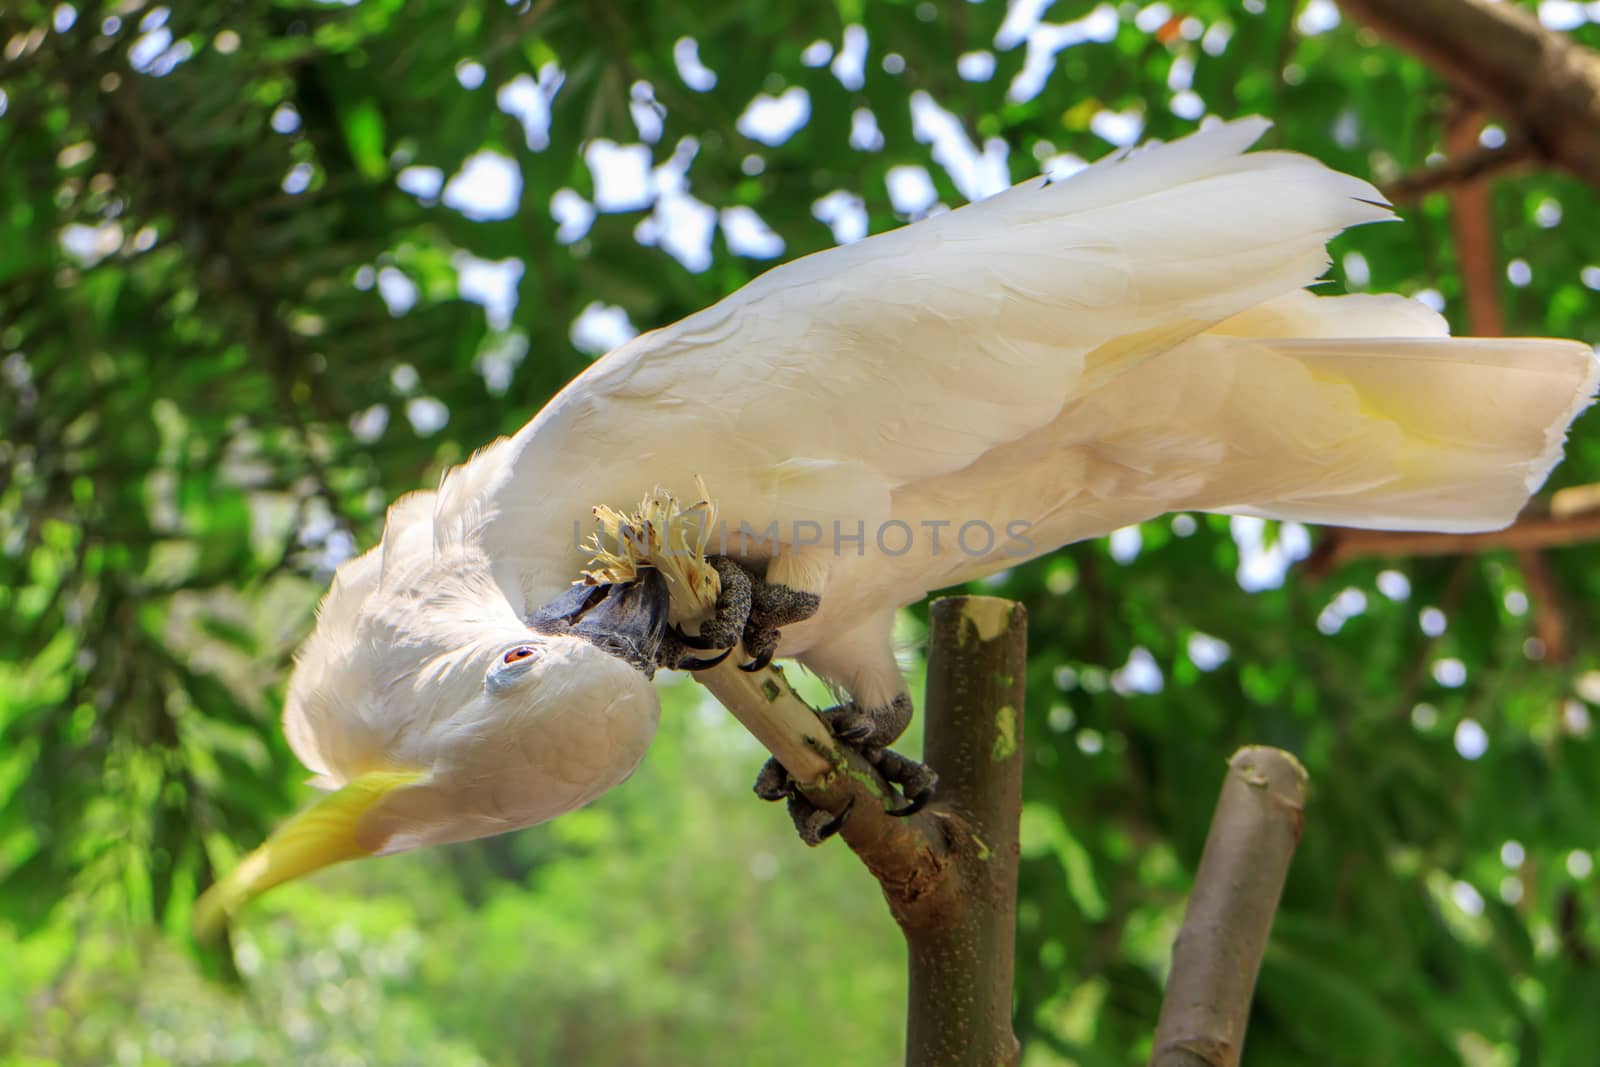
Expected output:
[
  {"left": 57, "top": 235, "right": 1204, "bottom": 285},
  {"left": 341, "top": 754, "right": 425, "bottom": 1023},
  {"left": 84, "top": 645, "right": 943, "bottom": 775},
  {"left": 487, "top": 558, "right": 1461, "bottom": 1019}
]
[
  {"left": 905, "top": 596, "right": 1026, "bottom": 1067},
  {"left": 694, "top": 660, "right": 953, "bottom": 890},
  {"left": 695, "top": 595, "right": 1027, "bottom": 1067},
  {"left": 1304, "top": 495, "right": 1600, "bottom": 576},
  {"left": 693, "top": 661, "right": 836, "bottom": 785},
  {"left": 1381, "top": 138, "right": 1533, "bottom": 205},
  {"left": 1443, "top": 99, "right": 1504, "bottom": 340},
  {"left": 1517, "top": 547, "right": 1571, "bottom": 663},
  {"left": 1150, "top": 747, "right": 1308, "bottom": 1067},
  {"left": 1338, "top": 0, "right": 1600, "bottom": 190}
]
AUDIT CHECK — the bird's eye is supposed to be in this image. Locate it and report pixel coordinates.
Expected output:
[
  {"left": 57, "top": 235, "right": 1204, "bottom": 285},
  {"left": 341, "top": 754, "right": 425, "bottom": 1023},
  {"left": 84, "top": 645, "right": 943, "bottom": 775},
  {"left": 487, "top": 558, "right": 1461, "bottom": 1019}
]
[{"left": 503, "top": 646, "right": 537, "bottom": 665}]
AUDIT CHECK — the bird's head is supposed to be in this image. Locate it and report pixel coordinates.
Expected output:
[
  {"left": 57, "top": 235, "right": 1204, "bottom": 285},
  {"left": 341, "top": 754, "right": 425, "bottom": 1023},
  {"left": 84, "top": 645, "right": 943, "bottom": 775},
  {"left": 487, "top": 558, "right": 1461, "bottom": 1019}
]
[{"left": 196, "top": 490, "right": 670, "bottom": 936}]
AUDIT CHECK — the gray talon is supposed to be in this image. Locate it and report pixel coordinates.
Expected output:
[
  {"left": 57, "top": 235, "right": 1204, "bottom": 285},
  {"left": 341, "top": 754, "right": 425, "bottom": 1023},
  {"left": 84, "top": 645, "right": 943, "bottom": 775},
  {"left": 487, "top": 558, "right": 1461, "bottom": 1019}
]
[
  {"left": 814, "top": 795, "right": 855, "bottom": 840},
  {"left": 749, "top": 581, "right": 821, "bottom": 632},
  {"left": 889, "top": 785, "right": 935, "bottom": 818},
  {"left": 740, "top": 624, "right": 780, "bottom": 667},
  {"left": 826, "top": 694, "right": 937, "bottom": 814},
  {"left": 837, "top": 724, "right": 874, "bottom": 744}
]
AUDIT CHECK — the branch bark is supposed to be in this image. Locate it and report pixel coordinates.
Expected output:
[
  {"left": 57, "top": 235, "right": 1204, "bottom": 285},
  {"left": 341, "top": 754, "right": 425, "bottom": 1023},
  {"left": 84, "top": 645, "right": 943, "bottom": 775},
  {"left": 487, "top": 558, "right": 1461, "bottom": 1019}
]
[
  {"left": 1303, "top": 496, "right": 1600, "bottom": 576},
  {"left": 1338, "top": 0, "right": 1600, "bottom": 191},
  {"left": 906, "top": 596, "right": 1026, "bottom": 1067},
  {"left": 1150, "top": 747, "right": 1308, "bottom": 1067},
  {"left": 1442, "top": 104, "right": 1505, "bottom": 334},
  {"left": 695, "top": 659, "right": 954, "bottom": 893},
  {"left": 695, "top": 595, "right": 1027, "bottom": 1067},
  {"left": 1381, "top": 139, "right": 1532, "bottom": 205}
]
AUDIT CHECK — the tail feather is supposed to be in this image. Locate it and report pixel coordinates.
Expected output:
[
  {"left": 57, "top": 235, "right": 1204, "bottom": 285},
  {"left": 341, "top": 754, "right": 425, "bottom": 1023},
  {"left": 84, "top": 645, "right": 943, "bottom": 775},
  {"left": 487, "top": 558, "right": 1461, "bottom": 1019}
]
[
  {"left": 1219, "top": 336, "right": 1597, "bottom": 531},
  {"left": 1192, "top": 289, "right": 1597, "bottom": 530}
]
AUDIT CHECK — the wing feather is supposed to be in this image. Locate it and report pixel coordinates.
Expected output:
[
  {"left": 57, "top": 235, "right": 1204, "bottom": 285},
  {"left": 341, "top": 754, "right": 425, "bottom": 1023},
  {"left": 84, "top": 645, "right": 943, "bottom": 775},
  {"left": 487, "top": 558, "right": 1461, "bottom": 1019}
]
[{"left": 480, "top": 118, "right": 1395, "bottom": 602}]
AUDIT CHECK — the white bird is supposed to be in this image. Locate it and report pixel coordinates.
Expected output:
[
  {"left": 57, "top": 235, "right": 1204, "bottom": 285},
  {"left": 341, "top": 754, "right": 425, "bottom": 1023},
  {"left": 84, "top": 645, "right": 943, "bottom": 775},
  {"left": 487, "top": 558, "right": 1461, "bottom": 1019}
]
[{"left": 196, "top": 118, "right": 1596, "bottom": 929}]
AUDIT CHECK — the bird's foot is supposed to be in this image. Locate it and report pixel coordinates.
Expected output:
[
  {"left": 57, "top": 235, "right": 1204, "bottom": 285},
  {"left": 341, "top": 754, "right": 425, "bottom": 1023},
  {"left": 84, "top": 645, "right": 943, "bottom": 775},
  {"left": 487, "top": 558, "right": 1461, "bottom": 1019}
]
[
  {"left": 863, "top": 746, "right": 938, "bottom": 817},
  {"left": 754, "top": 758, "right": 856, "bottom": 845},
  {"left": 752, "top": 693, "right": 937, "bottom": 843},
  {"left": 823, "top": 693, "right": 937, "bottom": 815},
  {"left": 664, "top": 556, "right": 819, "bottom": 672},
  {"left": 822, "top": 692, "right": 914, "bottom": 748}
]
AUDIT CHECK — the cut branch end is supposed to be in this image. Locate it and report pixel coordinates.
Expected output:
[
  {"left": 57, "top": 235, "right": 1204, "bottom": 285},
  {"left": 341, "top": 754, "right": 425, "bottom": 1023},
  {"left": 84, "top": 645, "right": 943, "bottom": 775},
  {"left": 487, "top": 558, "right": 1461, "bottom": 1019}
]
[{"left": 1150, "top": 746, "right": 1308, "bottom": 1067}]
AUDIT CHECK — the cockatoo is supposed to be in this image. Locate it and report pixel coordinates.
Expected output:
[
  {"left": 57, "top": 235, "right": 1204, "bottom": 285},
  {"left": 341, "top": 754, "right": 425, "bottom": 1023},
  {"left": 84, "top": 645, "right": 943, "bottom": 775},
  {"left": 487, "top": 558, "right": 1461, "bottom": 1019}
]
[{"left": 196, "top": 118, "right": 1596, "bottom": 930}]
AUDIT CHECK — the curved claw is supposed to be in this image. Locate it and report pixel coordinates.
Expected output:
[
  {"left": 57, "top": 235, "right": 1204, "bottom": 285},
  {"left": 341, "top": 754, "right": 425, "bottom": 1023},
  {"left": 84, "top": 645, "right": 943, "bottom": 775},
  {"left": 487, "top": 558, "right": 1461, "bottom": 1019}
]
[
  {"left": 832, "top": 719, "right": 874, "bottom": 744},
  {"left": 670, "top": 623, "right": 724, "bottom": 651},
  {"left": 814, "top": 795, "right": 856, "bottom": 841},
  {"left": 870, "top": 744, "right": 937, "bottom": 816},
  {"left": 738, "top": 647, "right": 776, "bottom": 673},
  {"left": 790, "top": 792, "right": 853, "bottom": 847},
  {"left": 888, "top": 788, "right": 934, "bottom": 818},
  {"left": 677, "top": 647, "right": 733, "bottom": 671}
]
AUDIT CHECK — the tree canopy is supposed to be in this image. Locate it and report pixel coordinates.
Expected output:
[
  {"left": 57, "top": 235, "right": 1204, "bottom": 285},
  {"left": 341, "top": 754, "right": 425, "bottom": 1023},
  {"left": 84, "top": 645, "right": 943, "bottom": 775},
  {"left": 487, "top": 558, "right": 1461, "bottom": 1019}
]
[{"left": 4, "top": 1, "right": 1600, "bottom": 1064}]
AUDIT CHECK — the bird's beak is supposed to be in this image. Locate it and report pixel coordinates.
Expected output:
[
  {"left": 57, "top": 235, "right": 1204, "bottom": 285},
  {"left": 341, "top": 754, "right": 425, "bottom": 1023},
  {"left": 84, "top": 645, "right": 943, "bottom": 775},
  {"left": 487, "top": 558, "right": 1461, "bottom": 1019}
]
[
  {"left": 528, "top": 568, "right": 671, "bottom": 675},
  {"left": 193, "top": 768, "right": 428, "bottom": 941}
]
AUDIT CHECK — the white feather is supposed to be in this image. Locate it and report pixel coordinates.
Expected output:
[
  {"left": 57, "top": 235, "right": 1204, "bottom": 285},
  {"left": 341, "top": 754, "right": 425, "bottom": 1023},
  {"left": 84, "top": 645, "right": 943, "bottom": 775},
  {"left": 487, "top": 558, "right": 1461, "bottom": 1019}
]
[
  {"left": 479, "top": 119, "right": 1400, "bottom": 603},
  {"left": 280, "top": 117, "right": 1595, "bottom": 850}
]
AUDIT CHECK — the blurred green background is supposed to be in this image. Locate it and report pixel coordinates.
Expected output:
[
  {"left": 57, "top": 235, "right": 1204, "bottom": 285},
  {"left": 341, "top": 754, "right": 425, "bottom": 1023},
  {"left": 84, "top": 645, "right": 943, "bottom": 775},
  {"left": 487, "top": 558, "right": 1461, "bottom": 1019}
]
[{"left": 5, "top": 1, "right": 1600, "bottom": 1064}]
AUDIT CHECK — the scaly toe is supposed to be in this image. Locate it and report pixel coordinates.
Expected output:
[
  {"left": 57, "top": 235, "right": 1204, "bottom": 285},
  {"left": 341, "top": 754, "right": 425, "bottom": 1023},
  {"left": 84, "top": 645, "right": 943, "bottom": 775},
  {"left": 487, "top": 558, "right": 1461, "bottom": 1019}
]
[
  {"left": 826, "top": 705, "right": 874, "bottom": 744},
  {"left": 752, "top": 757, "right": 791, "bottom": 802},
  {"left": 790, "top": 794, "right": 848, "bottom": 847},
  {"left": 837, "top": 724, "right": 873, "bottom": 745},
  {"left": 871, "top": 746, "right": 938, "bottom": 816}
]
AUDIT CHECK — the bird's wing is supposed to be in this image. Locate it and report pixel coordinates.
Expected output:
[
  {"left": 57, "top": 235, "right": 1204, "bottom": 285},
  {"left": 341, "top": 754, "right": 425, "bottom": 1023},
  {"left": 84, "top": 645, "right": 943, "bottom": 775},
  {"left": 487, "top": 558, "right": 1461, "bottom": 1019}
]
[
  {"left": 475, "top": 118, "right": 1390, "bottom": 600},
  {"left": 880, "top": 289, "right": 1597, "bottom": 595}
]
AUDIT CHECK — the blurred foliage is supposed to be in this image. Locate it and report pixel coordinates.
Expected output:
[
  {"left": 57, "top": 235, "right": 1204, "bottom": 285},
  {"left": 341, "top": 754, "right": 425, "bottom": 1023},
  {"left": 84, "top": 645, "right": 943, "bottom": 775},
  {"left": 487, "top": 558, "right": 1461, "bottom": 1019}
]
[
  {"left": 4, "top": 0, "right": 1600, "bottom": 1064},
  {"left": 0, "top": 689, "right": 907, "bottom": 1066}
]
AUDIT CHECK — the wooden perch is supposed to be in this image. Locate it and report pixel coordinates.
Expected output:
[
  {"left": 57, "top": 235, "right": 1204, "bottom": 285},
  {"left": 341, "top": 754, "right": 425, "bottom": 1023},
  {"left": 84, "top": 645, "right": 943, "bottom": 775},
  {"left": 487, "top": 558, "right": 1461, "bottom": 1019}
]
[
  {"left": 1150, "top": 747, "right": 1308, "bottom": 1067},
  {"left": 906, "top": 596, "right": 1027, "bottom": 1067},
  {"left": 590, "top": 489, "right": 1017, "bottom": 939},
  {"left": 695, "top": 658, "right": 953, "bottom": 887},
  {"left": 696, "top": 595, "right": 1027, "bottom": 1067}
]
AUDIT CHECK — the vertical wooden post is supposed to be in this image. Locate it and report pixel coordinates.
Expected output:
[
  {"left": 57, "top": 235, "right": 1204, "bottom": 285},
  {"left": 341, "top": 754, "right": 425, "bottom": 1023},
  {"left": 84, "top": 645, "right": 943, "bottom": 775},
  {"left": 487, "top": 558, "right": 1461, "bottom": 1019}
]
[{"left": 903, "top": 596, "right": 1027, "bottom": 1067}]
